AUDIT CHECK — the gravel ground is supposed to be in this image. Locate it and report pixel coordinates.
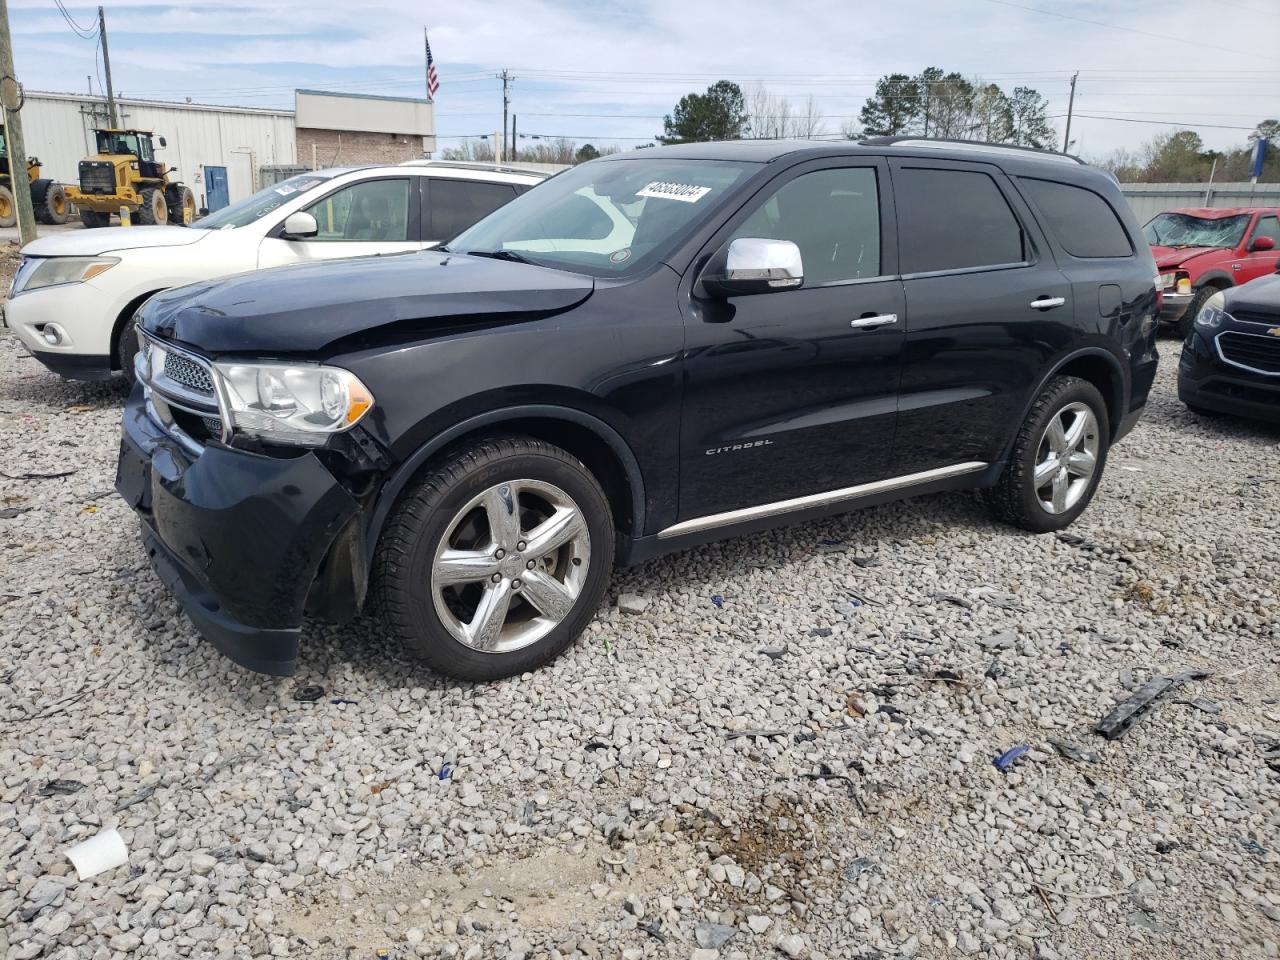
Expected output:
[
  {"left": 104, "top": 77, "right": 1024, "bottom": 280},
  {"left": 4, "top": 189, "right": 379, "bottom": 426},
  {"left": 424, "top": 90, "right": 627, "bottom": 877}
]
[{"left": 1, "top": 327, "right": 1277, "bottom": 960}]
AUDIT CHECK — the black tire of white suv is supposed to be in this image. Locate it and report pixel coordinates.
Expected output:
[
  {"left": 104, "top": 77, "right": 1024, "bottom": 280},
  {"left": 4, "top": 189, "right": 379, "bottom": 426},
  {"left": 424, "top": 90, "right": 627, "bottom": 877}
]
[
  {"left": 375, "top": 436, "right": 615, "bottom": 681},
  {"left": 988, "top": 375, "right": 1110, "bottom": 533}
]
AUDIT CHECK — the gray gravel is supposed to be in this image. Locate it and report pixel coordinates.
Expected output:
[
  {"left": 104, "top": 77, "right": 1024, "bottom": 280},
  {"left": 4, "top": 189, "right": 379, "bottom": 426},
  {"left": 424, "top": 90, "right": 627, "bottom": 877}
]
[{"left": 1, "top": 330, "right": 1278, "bottom": 960}]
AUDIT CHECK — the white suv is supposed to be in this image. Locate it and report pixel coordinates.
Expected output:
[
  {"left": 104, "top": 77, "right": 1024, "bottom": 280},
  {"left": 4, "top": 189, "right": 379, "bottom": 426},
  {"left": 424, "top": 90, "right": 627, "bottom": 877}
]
[{"left": 4, "top": 162, "right": 547, "bottom": 382}]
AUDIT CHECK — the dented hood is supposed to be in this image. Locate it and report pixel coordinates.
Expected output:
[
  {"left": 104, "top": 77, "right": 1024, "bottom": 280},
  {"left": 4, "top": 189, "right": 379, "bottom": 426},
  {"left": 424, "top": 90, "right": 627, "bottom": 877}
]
[
  {"left": 140, "top": 251, "right": 594, "bottom": 353},
  {"left": 1150, "top": 245, "right": 1223, "bottom": 269}
]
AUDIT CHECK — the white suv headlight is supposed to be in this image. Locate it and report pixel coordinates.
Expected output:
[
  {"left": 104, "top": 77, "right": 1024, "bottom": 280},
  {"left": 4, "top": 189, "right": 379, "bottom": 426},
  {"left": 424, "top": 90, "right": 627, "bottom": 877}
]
[
  {"left": 14, "top": 256, "right": 119, "bottom": 294},
  {"left": 213, "top": 361, "right": 374, "bottom": 446}
]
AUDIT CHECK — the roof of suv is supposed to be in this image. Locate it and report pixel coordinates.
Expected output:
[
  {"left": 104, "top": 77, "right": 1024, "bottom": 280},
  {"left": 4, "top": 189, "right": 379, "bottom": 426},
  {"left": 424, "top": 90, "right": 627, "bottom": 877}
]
[
  {"left": 601, "top": 138, "right": 1093, "bottom": 177},
  {"left": 398, "top": 160, "right": 550, "bottom": 183}
]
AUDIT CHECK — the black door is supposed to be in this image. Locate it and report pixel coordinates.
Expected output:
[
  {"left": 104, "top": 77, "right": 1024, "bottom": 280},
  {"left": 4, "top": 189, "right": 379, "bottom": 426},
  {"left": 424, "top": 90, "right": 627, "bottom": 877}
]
[
  {"left": 888, "top": 159, "right": 1075, "bottom": 475},
  {"left": 677, "top": 159, "right": 905, "bottom": 522}
]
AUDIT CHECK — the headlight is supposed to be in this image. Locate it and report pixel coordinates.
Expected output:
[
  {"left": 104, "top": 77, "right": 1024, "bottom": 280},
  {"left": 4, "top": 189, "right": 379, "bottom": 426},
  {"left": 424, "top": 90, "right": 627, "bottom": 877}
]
[
  {"left": 213, "top": 361, "right": 374, "bottom": 446},
  {"left": 1157, "top": 272, "right": 1174, "bottom": 289},
  {"left": 1195, "top": 290, "right": 1228, "bottom": 330},
  {"left": 15, "top": 256, "right": 119, "bottom": 294}
]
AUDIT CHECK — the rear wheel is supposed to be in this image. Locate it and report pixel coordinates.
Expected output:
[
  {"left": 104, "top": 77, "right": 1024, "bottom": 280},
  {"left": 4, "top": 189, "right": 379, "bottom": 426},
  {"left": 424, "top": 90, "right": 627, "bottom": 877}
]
[
  {"left": 988, "top": 376, "right": 1110, "bottom": 533},
  {"left": 79, "top": 209, "right": 110, "bottom": 228},
  {"left": 41, "top": 182, "right": 69, "bottom": 224},
  {"left": 164, "top": 184, "right": 196, "bottom": 225},
  {"left": 376, "top": 436, "right": 615, "bottom": 681},
  {"left": 0, "top": 185, "right": 16, "bottom": 228},
  {"left": 137, "top": 188, "right": 167, "bottom": 226}
]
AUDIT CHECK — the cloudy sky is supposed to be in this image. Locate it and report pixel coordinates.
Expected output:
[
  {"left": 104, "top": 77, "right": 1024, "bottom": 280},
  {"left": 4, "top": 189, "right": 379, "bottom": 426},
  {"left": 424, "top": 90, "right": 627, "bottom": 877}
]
[{"left": 9, "top": 0, "right": 1280, "bottom": 159}]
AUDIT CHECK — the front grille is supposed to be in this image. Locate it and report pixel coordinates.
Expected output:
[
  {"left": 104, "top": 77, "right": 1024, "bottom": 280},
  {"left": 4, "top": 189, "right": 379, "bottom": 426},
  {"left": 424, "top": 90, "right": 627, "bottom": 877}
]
[
  {"left": 1230, "top": 310, "right": 1280, "bottom": 327},
  {"left": 1218, "top": 331, "right": 1280, "bottom": 375},
  {"left": 78, "top": 161, "right": 116, "bottom": 195},
  {"left": 163, "top": 351, "right": 215, "bottom": 395}
]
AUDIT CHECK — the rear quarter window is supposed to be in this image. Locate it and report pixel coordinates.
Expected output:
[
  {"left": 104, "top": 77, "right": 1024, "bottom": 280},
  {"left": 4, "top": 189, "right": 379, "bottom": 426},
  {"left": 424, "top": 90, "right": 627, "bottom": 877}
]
[
  {"left": 1019, "top": 178, "right": 1133, "bottom": 258},
  {"left": 895, "top": 167, "right": 1026, "bottom": 273}
]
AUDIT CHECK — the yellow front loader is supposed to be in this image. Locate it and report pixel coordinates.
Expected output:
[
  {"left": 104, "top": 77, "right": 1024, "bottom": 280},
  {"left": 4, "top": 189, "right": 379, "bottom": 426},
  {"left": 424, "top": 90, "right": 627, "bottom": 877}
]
[
  {"left": 0, "top": 123, "right": 69, "bottom": 227},
  {"left": 64, "top": 128, "right": 195, "bottom": 228}
]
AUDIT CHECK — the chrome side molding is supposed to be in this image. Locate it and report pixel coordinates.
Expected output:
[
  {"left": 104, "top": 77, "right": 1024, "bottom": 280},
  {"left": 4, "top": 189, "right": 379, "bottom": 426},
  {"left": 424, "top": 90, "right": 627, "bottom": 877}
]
[{"left": 657, "top": 461, "right": 988, "bottom": 540}]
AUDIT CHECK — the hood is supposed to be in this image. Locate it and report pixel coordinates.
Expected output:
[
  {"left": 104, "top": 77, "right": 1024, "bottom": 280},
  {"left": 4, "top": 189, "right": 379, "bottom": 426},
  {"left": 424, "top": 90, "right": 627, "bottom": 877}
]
[
  {"left": 141, "top": 251, "right": 595, "bottom": 353},
  {"left": 22, "top": 225, "right": 209, "bottom": 257},
  {"left": 1225, "top": 273, "right": 1280, "bottom": 316},
  {"left": 1151, "top": 245, "right": 1222, "bottom": 269}
]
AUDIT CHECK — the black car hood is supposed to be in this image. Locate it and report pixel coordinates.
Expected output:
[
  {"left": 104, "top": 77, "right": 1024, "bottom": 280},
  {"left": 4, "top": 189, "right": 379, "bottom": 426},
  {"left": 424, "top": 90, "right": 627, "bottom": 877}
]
[
  {"left": 141, "top": 252, "right": 594, "bottom": 353},
  {"left": 1225, "top": 273, "right": 1280, "bottom": 316}
]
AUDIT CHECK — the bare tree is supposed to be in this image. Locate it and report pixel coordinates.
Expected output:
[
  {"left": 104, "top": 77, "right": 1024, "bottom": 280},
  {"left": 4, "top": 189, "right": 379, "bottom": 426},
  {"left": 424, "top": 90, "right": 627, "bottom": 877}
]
[
  {"left": 746, "top": 86, "right": 824, "bottom": 139},
  {"left": 440, "top": 139, "right": 496, "bottom": 162},
  {"left": 793, "top": 95, "right": 825, "bottom": 140}
]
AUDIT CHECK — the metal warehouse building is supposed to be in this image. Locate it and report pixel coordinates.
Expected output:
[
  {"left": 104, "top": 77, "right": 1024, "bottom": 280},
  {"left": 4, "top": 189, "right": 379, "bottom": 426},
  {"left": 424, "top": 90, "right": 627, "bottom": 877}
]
[{"left": 17, "top": 89, "right": 436, "bottom": 213}]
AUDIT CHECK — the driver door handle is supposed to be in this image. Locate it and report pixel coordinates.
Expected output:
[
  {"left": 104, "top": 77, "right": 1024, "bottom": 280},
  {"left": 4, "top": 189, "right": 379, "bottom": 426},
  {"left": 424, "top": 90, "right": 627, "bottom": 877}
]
[
  {"left": 851, "top": 313, "right": 898, "bottom": 328},
  {"left": 1030, "top": 296, "right": 1066, "bottom": 310}
]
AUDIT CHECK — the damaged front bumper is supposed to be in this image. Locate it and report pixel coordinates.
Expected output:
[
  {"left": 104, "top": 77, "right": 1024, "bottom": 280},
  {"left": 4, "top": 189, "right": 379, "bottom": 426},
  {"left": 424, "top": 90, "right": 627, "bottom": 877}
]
[{"left": 115, "top": 384, "right": 363, "bottom": 675}]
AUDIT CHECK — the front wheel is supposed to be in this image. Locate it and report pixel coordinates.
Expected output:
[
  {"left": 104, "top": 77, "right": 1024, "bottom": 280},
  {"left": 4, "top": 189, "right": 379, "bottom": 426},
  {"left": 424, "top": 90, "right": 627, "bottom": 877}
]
[
  {"left": 137, "top": 188, "right": 167, "bottom": 226},
  {"left": 117, "top": 322, "right": 140, "bottom": 385},
  {"left": 988, "top": 376, "right": 1110, "bottom": 533},
  {"left": 375, "top": 436, "right": 615, "bottom": 681},
  {"left": 0, "top": 185, "right": 16, "bottom": 227},
  {"left": 1177, "top": 286, "right": 1218, "bottom": 339},
  {"left": 79, "top": 209, "right": 110, "bottom": 228}
]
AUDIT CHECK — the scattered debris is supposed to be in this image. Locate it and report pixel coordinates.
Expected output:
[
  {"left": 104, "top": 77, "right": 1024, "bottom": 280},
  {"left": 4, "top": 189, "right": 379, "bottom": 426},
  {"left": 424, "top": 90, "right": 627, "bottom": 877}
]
[
  {"left": 37, "top": 779, "right": 85, "bottom": 797},
  {"left": 292, "top": 684, "right": 325, "bottom": 703},
  {"left": 1095, "top": 670, "right": 1212, "bottom": 740},
  {"left": 758, "top": 644, "right": 789, "bottom": 660},
  {"left": 793, "top": 731, "right": 817, "bottom": 744},
  {"left": 1155, "top": 840, "right": 1180, "bottom": 854},
  {"left": 993, "top": 745, "right": 1031, "bottom": 772},
  {"left": 1236, "top": 837, "right": 1267, "bottom": 856},
  {"left": 0, "top": 506, "right": 32, "bottom": 519},
  {"left": 841, "top": 857, "right": 877, "bottom": 882},
  {"left": 930, "top": 592, "right": 973, "bottom": 610},
  {"left": 1180, "top": 697, "right": 1221, "bottom": 715},
  {"left": 852, "top": 555, "right": 880, "bottom": 568},
  {"left": 1048, "top": 739, "right": 1100, "bottom": 763},
  {"left": 64, "top": 827, "right": 128, "bottom": 881},
  {"left": 725, "top": 728, "right": 787, "bottom": 740},
  {"left": 924, "top": 668, "right": 966, "bottom": 685},
  {"left": 436, "top": 762, "right": 452, "bottom": 780},
  {"left": 114, "top": 785, "right": 156, "bottom": 812},
  {"left": 979, "top": 631, "right": 1017, "bottom": 651},
  {"left": 710, "top": 595, "right": 724, "bottom": 609},
  {"left": 1, "top": 469, "right": 77, "bottom": 480}
]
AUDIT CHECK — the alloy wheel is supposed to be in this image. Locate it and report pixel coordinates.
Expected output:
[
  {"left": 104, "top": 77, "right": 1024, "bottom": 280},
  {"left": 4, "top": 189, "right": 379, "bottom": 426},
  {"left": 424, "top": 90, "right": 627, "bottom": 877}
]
[
  {"left": 431, "top": 479, "right": 591, "bottom": 653},
  {"left": 1033, "top": 401, "right": 1100, "bottom": 515}
]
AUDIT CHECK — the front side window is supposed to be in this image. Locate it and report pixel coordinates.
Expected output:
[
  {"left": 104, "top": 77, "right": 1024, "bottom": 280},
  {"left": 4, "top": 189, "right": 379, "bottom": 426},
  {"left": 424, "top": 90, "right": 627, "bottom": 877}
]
[
  {"left": 428, "top": 180, "right": 517, "bottom": 242},
  {"left": 194, "top": 173, "right": 334, "bottom": 230},
  {"left": 1020, "top": 178, "right": 1132, "bottom": 258},
  {"left": 897, "top": 167, "right": 1026, "bottom": 274},
  {"left": 1142, "top": 213, "right": 1250, "bottom": 249},
  {"left": 303, "top": 178, "right": 410, "bottom": 242},
  {"left": 1251, "top": 215, "right": 1280, "bottom": 246},
  {"left": 448, "top": 158, "right": 754, "bottom": 277},
  {"left": 726, "top": 167, "right": 882, "bottom": 285}
]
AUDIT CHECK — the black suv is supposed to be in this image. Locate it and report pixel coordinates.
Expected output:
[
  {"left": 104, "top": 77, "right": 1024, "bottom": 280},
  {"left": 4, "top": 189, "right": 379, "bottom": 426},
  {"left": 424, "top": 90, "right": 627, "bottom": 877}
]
[
  {"left": 116, "top": 139, "right": 1159, "bottom": 681},
  {"left": 1178, "top": 272, "right": 1280, "bottom": 423}
]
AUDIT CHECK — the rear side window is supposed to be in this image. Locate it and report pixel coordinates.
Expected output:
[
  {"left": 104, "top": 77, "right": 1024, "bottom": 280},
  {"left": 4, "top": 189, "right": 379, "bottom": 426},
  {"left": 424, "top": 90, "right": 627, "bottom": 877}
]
[
  {"left": 896, "top": 168, "right": 1025, "bottom": 273},
  {"left": 1019, "top": 178, "right": 1133, "bottom": 258},
  {"left": 428, "top": 179, "right": 518, "bottom": 242}
]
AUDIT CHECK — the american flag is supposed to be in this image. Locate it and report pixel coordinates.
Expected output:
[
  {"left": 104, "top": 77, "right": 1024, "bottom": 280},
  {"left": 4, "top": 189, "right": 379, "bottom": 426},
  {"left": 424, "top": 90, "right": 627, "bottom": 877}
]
[{"left": 425, "top": 30, "right": 440, "bottom": 101}]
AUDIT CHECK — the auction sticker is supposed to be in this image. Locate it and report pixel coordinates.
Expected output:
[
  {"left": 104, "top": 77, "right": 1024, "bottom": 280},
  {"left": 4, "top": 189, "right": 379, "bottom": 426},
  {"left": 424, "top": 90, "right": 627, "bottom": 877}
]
[{"left": 637, "top": 181, "right": 712, "bottom": 203}]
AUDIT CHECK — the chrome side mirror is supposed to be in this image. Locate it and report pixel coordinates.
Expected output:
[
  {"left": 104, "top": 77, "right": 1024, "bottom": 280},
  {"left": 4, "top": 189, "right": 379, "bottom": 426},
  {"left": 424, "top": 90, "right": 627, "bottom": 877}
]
[
  {"left": 704, "top": 237, "right": 803, "bottom": 296},
  {"left": 281, "top": 211, "right": 319, "bottom": 240}
]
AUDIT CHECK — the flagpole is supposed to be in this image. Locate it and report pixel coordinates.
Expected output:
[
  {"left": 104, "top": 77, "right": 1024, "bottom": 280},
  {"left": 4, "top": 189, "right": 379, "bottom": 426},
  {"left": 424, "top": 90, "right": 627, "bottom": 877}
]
[{"left": 424, "top": 28, "right": 431, "bottom": 103}]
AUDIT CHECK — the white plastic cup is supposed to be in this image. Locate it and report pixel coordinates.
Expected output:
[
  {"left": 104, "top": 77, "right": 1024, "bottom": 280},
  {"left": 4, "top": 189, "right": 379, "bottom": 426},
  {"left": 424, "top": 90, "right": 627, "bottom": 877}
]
[{"left": 65, "top": 828, "right": 128, "bottom": 881}]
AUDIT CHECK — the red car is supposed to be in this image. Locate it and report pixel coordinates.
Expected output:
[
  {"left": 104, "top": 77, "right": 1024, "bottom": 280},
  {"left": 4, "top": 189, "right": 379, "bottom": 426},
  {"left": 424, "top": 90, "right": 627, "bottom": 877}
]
[{"left": 1143, "top": 206, "right": 1280, "bottom": 333}]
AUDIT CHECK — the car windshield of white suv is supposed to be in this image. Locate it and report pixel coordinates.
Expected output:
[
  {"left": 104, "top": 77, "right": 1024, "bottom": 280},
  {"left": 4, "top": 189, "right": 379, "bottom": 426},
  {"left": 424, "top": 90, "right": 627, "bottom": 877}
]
[
  {"left": 1143, "top": 213, "right": 1250, "bottom": 249},
  {"left": 193, "top": 174, "right": 334, "bottom": 230},
  {"left": 445, "top": 158, "right": 753, "bottom": 276}
]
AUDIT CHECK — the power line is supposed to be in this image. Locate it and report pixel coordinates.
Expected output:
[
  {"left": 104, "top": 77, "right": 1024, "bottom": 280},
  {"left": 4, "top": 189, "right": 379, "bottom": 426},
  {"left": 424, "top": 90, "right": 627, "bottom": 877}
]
[
  {"left": 52, "top": 0, "right": 98, "bottom": 40},
  {"left": 977, "top": 0, "right": 1280, "bottom": 65}
]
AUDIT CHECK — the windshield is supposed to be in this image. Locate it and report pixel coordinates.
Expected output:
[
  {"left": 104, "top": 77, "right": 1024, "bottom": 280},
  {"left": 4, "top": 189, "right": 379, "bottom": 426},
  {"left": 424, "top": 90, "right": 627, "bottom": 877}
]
[
  {"left": 96, "top": 131, "right": 149, "bottom": 159},
  {"left": 1143, "top": 213, "right": 1250, "bottom": 249},
  {"left": 447, "top": 157, "right": 755, "bottom": 276},
  {"left": 194, "top": 174, "right": 334, "bottom": 230}
]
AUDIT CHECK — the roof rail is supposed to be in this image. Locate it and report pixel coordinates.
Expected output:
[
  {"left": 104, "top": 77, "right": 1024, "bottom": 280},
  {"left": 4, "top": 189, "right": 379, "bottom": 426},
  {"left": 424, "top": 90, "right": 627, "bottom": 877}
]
[
  {"left": 398, "top": 159, "right": 552, "bottom": 178},
  {"left": 860, "top": 136, "right": 1086, "bottom": 165}
]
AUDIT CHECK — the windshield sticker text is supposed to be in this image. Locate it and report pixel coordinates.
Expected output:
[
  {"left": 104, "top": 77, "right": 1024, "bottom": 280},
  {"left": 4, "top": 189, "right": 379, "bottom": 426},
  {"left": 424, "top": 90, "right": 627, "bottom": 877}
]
[{"left": 638, "top": 181, "right": 713, "bottom": 203}]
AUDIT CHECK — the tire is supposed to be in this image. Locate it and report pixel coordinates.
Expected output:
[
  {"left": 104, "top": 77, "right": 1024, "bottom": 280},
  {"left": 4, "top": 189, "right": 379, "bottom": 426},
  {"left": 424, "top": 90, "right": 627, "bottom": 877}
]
[
  {"left": 79, "top": 209, "right": 110, "bottom": 228},
  {"left": 116, "top": 321, "right": 140, "bottom": 385},
  {"left": 137, "top": 188, "right": 167, "bottom": 226},
  {"left": 988, "top": 375, "right": 1110, "bottom": 533},
  {"left": 31, "top": 179, "right": 69, "bottom": 225},
  {"left": 375, "top": 436, "right": 616, "bottom": 681},
  {"left": 165, "top": 184, "right": 195, "bottom": 225},
  {"left": 0, "top": 185, "right": 16, "bottom": 228},
  {"left": 1177, "top": 285, "right": 1219, "bottom": 339}
]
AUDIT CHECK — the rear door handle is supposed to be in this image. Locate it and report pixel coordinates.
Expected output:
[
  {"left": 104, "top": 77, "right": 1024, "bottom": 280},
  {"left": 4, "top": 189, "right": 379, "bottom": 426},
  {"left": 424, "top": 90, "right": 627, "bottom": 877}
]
[
  {"left": 1029, "top": 296, "right": 1066, "bottom": 310},
  {"left": 850, "top": 313, "right": 898, "bottom": 328}
]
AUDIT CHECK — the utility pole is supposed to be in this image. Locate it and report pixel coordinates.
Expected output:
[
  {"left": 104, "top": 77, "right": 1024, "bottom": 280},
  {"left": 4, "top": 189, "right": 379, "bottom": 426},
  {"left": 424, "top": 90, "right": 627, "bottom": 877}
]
[
  {"left": 498, "top": 69, "right": 512, "bottom": 161},
  {"left": 0, "top": 0, "right": 36, "bottom": 244},
  {"left": 510, "top": 114, "right": 516, "bottom": 163},
  {"left": 1062, "top": 71, "right": 1078, "bottom": 154},
  {"left": 99, "top": 5, "right": 118, "bottom": 128}
]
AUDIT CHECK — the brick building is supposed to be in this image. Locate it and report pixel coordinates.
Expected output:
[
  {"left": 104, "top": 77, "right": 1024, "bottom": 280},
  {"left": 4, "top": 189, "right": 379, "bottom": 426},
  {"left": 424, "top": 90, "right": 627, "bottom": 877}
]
[{"left": 294, "top": 89, "right": 436, "bottom": 169}]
